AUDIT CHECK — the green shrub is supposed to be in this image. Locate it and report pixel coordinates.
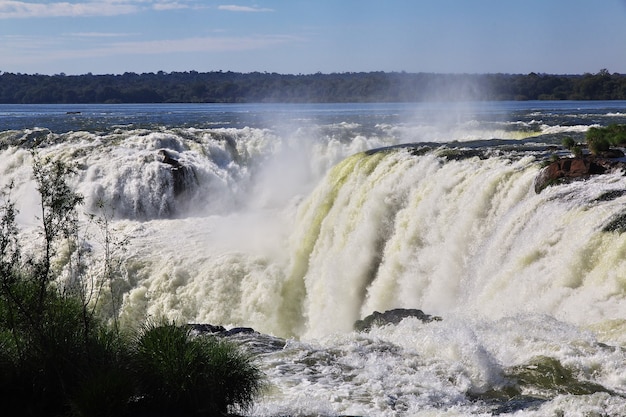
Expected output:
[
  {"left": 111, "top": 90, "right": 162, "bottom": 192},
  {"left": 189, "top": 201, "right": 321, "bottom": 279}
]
[
  {"left": 572, "top": 145, "right": 583, "bottom": 158},
  {"left": 0, "top": 280, "right": 129, "bottom": 416},
  {"left": 68, "top": 360, "right": 135, "bottom": 417},
  {"left": 0, "top": 327, "right": 20, "bottom": 406},
  {"left": 561, "top": 136, "right": 584, "bottom": 158},
  {"left": 604, "top": 123, "right": 626, "bottom": 146},
  {"left": 561, "top": 136, "right": 576, "bottom": 150},
  {"left": 586, "top": 124, "right": 626, "bottom": 154},
  {"left": 0, "top": 154, "right": 95, "bottom": 414},
  {"left": 586, "top": 133, "right": 610, "bottom": 155},
  {"left": 131, "top": 321, "right": 264, "bottom": 416}
]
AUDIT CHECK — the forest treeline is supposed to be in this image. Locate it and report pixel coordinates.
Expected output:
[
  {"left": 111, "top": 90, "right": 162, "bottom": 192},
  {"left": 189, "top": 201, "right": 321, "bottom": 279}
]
[{"left": 1, "top": 69, "right": 625, "bottom": 104}]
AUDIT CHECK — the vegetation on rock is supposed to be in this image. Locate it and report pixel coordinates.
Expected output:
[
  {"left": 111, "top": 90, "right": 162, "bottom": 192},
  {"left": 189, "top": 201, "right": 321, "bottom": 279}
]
[
  {"left": 561, "top": 136, "right": 583, "bottom": 158},
  {"left": 535, "top": 124, "right": 626, "bottom": 193},
  {"left": 585, "top": 124, "right": 626, "bottom": 155}
]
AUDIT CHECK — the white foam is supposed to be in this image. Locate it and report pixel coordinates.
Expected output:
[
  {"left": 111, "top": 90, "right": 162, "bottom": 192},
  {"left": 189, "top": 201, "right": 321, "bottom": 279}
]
[{"left": 3, "top": 118, "right": 626, "bottom": 416}]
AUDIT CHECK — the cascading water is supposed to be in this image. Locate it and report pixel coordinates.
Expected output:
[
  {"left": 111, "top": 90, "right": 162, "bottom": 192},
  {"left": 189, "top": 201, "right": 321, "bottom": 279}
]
[
  {"left": 258, "top": 147, "right": 626, "bottom": 340},
  {"left": 2, "top": 101, "right": 626, "bottom": 416}
]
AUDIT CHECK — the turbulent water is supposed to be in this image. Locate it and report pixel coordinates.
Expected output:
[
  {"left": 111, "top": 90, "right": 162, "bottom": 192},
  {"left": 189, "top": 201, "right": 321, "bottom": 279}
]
[{"left": 2, "top": 101, "right": 626, "bottom": 416}]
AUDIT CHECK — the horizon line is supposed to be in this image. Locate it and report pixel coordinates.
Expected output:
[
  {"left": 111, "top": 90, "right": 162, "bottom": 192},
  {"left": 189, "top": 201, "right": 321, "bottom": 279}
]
[{"left": 0, "top": 69, "right": 620, "bottom": 77}]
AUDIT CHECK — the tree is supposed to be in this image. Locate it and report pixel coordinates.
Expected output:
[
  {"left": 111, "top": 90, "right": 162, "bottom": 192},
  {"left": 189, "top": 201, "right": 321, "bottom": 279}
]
[
  {"left": 30, "top": 153, "right": 84, "bottom": 306},
  {"left": 0, "top": 155, "right": 106, "bottom": 416},
  {"left": 2, "top": 70, "right": 626, "bottom": 104}
]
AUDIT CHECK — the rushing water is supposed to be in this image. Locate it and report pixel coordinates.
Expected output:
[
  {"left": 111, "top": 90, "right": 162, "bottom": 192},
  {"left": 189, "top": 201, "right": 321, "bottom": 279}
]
[{"left": 2, "top": 101, "right": 626, "bottom": 416}]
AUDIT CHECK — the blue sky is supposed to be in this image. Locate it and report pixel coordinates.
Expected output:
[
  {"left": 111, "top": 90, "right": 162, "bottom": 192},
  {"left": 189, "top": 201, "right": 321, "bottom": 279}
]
[{"left": 1, "top": 0, "right": 625, "bottom": 75}]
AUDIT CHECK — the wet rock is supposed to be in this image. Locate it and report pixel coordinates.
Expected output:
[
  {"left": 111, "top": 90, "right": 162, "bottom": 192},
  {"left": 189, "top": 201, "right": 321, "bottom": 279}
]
[
  {"left": 189, "top": 323, "right": 226, "bottom": 334},
  {"left": 354, "top": 308, "right": 441, "bottom": 332},
  {"left": 596, "top": 149, "right": 625, "bottom": 158},
  {"left": 157, "top": 148, "right": 182, "bottom": 169},
  {"left": 506, "top": 356, "right": 612, "bottom": 398},
  {"left": 157, "top": 148, "right": 197, "bottom": 197},
  {"left": 534, "top": 156, "right": 626, "bottom": 193},
  {"left": 189, "top": 324, "right": 256, "bottom": 336},
  {"left": 188, "top": 323, "right": 286, "bottom": 353},
  {"left": 224, "top": 327, "right": 256, "bottom": 336},
  {"left": 602, "top": 212, "right": 626, "bottom": 233}
]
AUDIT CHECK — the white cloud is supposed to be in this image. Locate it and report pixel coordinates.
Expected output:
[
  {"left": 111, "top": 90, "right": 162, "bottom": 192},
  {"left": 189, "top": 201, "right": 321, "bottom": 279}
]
[
  {"left": 65, "top": 32, "right": 137, "bottom": 38},
  {"left": 153, "top": 1, "right": 188, "bottom": 11},
  {"left": 0, "top": 34, "right": 61, "bottom": 51},
  {"left": 0, "top": 0, "right": 197, "bottom": 18},
  {"left": 104, "top": 34, "right": 295, "bottom": 54},
  {"left": 0, "top": 1, "right": 138, "bottom": 18},
  {"left": 0, "top": 33, "right": 301, "bottom": 65},
  {"left": 218, "top": 5, "right": 273, "bottom": 12}
]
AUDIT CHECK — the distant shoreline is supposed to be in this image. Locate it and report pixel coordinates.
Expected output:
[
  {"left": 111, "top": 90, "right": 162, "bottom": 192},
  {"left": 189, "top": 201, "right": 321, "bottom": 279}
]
[{"left": 1, "top": 70, "right": 625, "bottom": 104}]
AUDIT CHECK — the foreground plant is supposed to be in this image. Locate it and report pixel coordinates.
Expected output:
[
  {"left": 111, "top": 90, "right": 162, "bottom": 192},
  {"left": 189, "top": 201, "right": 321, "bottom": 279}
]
[
  {"left": 131, "top": 320, "right": 264, "bottom": 416},
  {"left": 0, "top": 155, "right": 264, "bottom": 416}
]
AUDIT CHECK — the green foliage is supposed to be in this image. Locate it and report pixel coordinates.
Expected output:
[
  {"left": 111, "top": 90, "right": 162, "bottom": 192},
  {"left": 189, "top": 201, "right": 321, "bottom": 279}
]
[
  {"left": 28, "top": 153, "right": 85, "bottom": 311},
  {"left": 0, "top": 278, "right": 123, "bottom": 415},
  {"left": 32, "top": 154, "right": 84, "bottom": 243},
  {"left": 2, "top": 69, "right": 626, "bottom": 103},
  {"left": 0, "top": 157, "right": 264, "bottom": 416},
  {"left": 85, "top": 199, "right": 130, "bottom": 332},
  {"left": 69, "top": 363, "right": 134, "bottom": 417},
  {"left": 586, "top": 127, "right": 608, "bottom": 155},
  {"left": 131, "top": 321, "right": 264, "bottom": 416},
  {"left": 586, "top": 135, "right": 610, "bottom": 155},
  {"left": 586, "top": 124, "right": 626, "bottom": 155},
  {"left": 561, "top": 136, "right": 576, "bottom": 150},
  {"left": 0, "top": 157, "right": 113, "bottom": 415},
  {"left": 601, "top": 123, "right": 626, "bottom": 145},
  {"left": 67, "top": 326, "right": 134, "bottom": 417},
  {"left": 0, "top": 183, "right": 20, "bottom": 282}
]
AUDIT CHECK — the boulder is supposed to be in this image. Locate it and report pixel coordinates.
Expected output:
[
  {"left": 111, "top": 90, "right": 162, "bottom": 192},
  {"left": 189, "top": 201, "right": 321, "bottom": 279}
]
[
  {"left": 354, "top": 308, "right": 441, "bottom": 332},
  {"left": 188, "top": 323, "right": 286, "bottom": 353},
  {"left": 157, "top": 148, "right": 197, "bottom": 196},
  {"left": 534, "top": 156, "right": 626, "bottom": 193},
  {"left": 223, "top": 327, "right": 256, "bottom": 336},
  {"left": 157, "top": 148, "right": 182, "bottom": 169},
  {"left": 189, "top": 323, "right": 226, "bottom": 334},
  {"left": 596, "top": 149, "right": 625, "bottom": 159},
  {"left": 188, "top": 324, "right": 255, "bottom": 336}
]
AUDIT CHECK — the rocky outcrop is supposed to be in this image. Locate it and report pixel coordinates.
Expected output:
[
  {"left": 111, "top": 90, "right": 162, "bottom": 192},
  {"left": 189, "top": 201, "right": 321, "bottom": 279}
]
[
  {"left": 157, "top": 148, "right": 197, "bottom": 196},
  {"left": 534, "top": 155, "right": 626, "bottom": 193},
  {"left": 354, "top": 308, "right": 441, "bottom": 332},
  {"left": 188, "top": 324, "right": 286, "bottom": 353},
  {"left": 188, "top": 323, "right": 256, "bottom": 337},
  {"left": 157, "top": 148, "right": 183, "bottom": 169}
]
